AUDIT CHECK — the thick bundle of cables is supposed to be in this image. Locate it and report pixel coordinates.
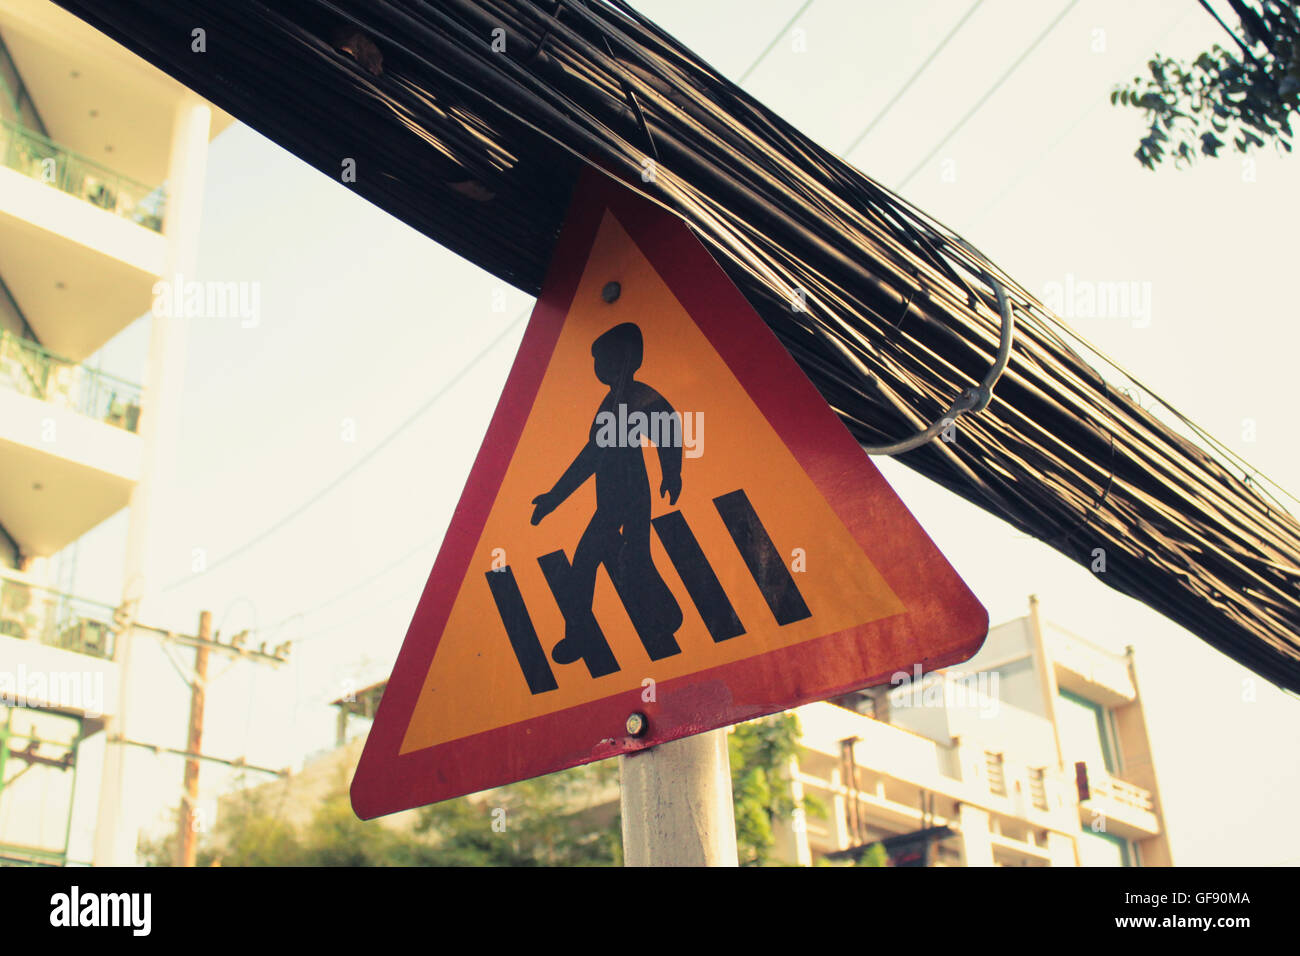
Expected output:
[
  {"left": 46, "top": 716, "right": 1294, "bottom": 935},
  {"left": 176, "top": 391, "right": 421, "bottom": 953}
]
[{"left": 52, "top": 0, "right": 1300, "bottom": 692}]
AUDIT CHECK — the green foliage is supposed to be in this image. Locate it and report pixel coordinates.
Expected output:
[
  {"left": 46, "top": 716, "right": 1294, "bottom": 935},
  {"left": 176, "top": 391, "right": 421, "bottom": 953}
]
[
  {"left": 213, "top": 792, "right": 306, "bottom": 866},
  {"left": 296, "top": 789, "right": 427, "bottom": 866},
  {"left": 414, "top": 760, "right": 622, "bottom": 867},
  {"left": 1113, "top": 1, "right": 1300, "bottom": 168},
  {"left": 143, "top": 760, "right": 621, "bottom": 867},
  {"left": 143, "top": 714, "right": 818, "bottom": 866},
  {"left": 728, "top": 712, "right": 824, "bottom": 866},
  {"left": 139, "top": 790, "right": 302, "bottom": 867},
  {"left": 856, "top": 841, "right": 889, "bottom": 867}
]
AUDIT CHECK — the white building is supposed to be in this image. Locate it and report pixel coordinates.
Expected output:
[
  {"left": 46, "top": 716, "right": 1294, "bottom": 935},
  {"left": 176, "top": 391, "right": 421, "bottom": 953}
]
[
  {"left": 0, "top": 0, "right": 229, "bottom": 865},
  {"left": 783, "top": 595, "right": 1172, "bottom": 866},
  {"left": 306, "top": 595, "right": 1171, "bottom": 866}
]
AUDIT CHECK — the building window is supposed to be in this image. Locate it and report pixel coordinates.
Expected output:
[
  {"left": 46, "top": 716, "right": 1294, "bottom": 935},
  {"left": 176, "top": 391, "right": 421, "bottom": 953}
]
[
  {"left": 1028, "top": 767, "right": 1049, "bottom": 810},
  {"left": 1078, "top": 828, "right": 1135, "bottom": 867},
  {"left": 985, "top": 750, "right": 1007, "bottom": 795},
  {"left": 1057, "top": 688, "right": 1118, "bottom": 774}
]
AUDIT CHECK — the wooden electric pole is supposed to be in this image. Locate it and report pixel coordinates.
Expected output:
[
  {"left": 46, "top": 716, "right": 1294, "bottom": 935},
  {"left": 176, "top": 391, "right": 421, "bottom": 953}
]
[{"left": 176, "top": 609, "right": 211, "bottom": 867}]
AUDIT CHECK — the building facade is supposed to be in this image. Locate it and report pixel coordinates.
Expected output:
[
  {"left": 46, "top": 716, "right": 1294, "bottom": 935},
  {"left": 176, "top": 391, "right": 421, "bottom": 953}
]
[
  {"left": 0, "top": 0, "right": 227, "bottom": 865},
  {"left": 297, "top": 596, "right": 1171, "bottom": 866},
  {"left": 781, "top": 596, "right": 1172, "bottom": 866}
]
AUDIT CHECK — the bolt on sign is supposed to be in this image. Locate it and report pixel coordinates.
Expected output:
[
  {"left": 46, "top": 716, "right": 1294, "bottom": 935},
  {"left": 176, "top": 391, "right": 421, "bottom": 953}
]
[{"left": 351, "top": 169, "right": 987, "bottom": 819}]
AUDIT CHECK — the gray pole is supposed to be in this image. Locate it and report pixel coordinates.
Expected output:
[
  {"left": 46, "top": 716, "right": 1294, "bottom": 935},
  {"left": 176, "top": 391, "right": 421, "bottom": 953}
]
[{"left": 619, "top": 729, "right": 739, "bottom": 866}]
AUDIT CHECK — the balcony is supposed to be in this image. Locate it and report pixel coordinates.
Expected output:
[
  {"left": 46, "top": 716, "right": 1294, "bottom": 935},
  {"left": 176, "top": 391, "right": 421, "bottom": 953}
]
[
  {"left": 0, "top": 117, "right": 165, "bottom": 233},
  {"left": 0, "top": 328, "right": 141, "bottom": 432},
  {"left": 0, "top": 340, "right": 141, "bottom": 555},
  {"left": 0, "top": 570, "right": 116, "bottom": 661},
  {"left": 1074, "top": 761, "right": 1160, "bottom": 839},
  {"left": 1048, "top": 624, "right": 1136, "bottom": 706},
  {"left": 0, "top": 118, "right": 169, "bottom": 361}
]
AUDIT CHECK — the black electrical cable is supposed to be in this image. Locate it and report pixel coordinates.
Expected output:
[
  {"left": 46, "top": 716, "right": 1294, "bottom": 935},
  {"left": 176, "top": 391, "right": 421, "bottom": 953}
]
[{"left": 48, "top": 0, "right": 1300, "bottom": 693}]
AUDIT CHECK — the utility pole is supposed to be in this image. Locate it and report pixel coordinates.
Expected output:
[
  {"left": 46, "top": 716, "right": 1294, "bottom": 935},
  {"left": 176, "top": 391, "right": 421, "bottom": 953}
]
[
  {"left": 176, "top": 609, "right": 211, "bottom": 867},
  {"left": 94, "top": 609, "right": 288, "bottom": 865},
  {"left": 619, "top": 729, "right": 738, "bottom": 866}
]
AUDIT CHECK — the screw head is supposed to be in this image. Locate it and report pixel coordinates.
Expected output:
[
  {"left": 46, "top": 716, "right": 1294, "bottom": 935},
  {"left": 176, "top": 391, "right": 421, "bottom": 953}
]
[
  {"left": 601, "top": 281, "right": 621, "bottom": 303},
  {"left": 625, "top": 712, "right": 647, "bottom": 737}
]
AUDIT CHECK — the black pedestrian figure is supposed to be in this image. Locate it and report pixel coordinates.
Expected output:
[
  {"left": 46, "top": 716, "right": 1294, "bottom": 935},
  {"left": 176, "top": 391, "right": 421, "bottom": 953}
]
[{"left": 531, "top": 322, "right": 685, "bottom": 664}]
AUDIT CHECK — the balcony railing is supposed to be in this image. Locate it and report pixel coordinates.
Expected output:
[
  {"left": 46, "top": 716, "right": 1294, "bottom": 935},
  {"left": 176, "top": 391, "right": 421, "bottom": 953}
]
[
  {"left": 1075, "top": 761, "right": 1155, "bottom": 814},
  {"left": 0, "top": 571, "right": 116, "bottom": 661},
  {"left": 0, "top": 117, "right": 166, "bottom": 232},
  {"left": 1090, "top": 772, "right": 1155, "bottom": 814},
  {"left": 0, "top": 328, "right": 142, "bottom": 433}
]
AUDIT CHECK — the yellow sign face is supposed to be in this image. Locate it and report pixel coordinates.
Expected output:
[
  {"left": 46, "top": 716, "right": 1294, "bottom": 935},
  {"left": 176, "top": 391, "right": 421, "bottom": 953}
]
[
  {"left": 352, "top": 172, "right": 985, "bottom": 819},
  {"left": 401, "top": 209, "right": 905, "bottom": 753}
]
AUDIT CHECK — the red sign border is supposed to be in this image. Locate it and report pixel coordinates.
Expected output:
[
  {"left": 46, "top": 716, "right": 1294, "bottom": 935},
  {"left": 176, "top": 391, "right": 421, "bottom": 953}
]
[{"left": 351, "top": 169, "right": 987, "bottom": 819}]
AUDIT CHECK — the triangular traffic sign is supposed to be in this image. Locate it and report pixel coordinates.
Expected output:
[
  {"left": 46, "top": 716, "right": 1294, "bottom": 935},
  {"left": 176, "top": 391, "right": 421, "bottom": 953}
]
[{"left": 351, "top": 170, "right": 987, "bottom": 819}]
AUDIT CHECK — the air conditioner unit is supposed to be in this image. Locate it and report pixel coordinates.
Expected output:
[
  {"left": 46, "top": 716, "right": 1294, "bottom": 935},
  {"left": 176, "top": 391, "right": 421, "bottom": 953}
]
[
  {"left": 59, "top": 619, "right": 111, "bottom": 658},
  {"left": 0, "top": 577, "right": 35, "bottom": 641}
]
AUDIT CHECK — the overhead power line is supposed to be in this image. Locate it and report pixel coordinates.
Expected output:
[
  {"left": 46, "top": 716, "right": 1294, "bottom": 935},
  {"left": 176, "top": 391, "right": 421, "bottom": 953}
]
[
  {"left": 158, "top": 5, "right": 821, "bottom": 626},
  {"left": 738, "top": 0, "right": 815, "bottom": 83},
  {"left": 248, "top": 3, "right": 828, "bottom": 646},
  {"left": 162, "top": 309, "right": 529, "bottom": 593},
  {"left": 262, "top": 526, "right": 441, "bottom": 636},
  {"left": 896, "top": 0, "right": 1081, "bottom": 191},
  {"left": 257, "top": 6, "right": 830, "bottom": 643},
  {"left": 289, "top": 582, "right": 418, "bottom": 646},
  {"left": 843, "top": 0, "right": 987, "bottom": 159},
  {"left": 62, "top": 0, "right": 1300, "bottom": 692},
  {"left": 968, "top": 6, "right": 1196, "bottom": 230},
  {"left": 1197, "top": 0, "right": 1263, "bottom": 67}
]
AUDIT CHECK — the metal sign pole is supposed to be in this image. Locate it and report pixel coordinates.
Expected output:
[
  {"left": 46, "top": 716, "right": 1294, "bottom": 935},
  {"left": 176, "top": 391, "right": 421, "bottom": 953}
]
[{"left": 619, "top": 729, "right": 739, "bottom": 867}]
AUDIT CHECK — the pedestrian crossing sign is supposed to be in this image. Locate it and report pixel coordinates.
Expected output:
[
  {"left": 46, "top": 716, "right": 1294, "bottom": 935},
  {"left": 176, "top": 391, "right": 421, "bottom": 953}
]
[{"left": 350, "top": 169, "right": 987, "bottom": 819}]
